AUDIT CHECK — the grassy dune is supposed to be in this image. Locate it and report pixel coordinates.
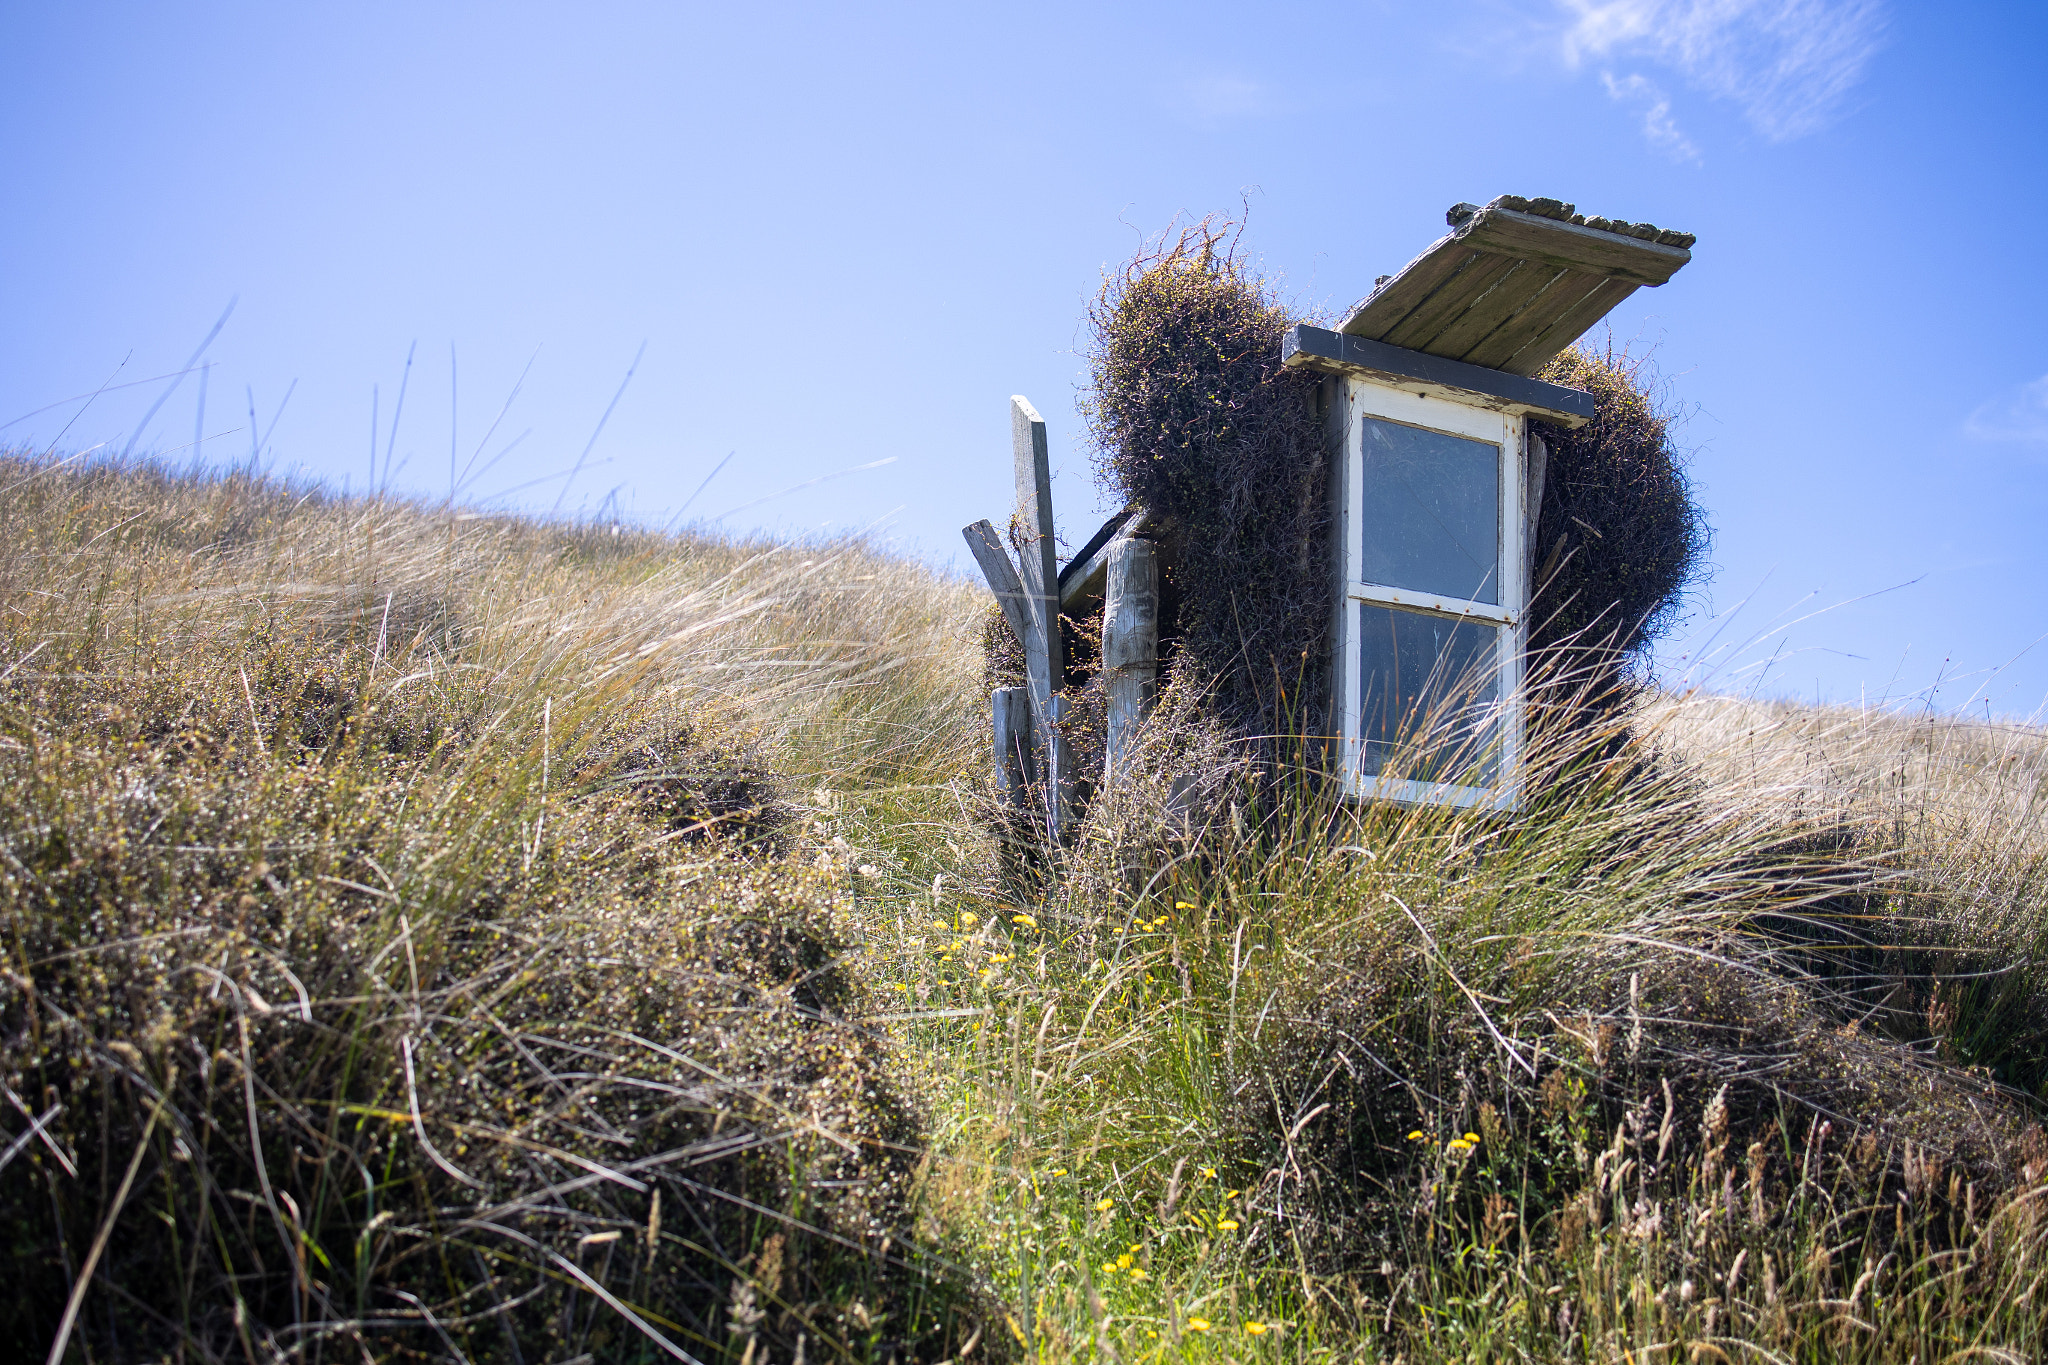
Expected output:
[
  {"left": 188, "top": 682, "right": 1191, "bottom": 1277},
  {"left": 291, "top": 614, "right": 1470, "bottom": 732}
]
[{"left": 5, "top": 454, "right": 2048, "bottom": 1362}]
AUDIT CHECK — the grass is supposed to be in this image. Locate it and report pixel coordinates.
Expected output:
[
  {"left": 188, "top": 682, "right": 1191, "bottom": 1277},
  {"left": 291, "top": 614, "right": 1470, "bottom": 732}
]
[{"left": 5, "top": 450, "right": 2048, "bottom": 1362}]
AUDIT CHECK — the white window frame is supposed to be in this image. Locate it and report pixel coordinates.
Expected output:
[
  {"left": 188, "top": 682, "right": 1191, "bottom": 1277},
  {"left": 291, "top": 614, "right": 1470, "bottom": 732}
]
[{"left": 1335, "top": 377, "right": 1525, "bottom": 811}]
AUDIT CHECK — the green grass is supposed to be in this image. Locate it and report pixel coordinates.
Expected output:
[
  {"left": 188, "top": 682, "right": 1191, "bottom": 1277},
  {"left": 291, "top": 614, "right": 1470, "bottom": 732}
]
[{"left": 5, "top": 452, "right": 2048, "bottom": 1362}]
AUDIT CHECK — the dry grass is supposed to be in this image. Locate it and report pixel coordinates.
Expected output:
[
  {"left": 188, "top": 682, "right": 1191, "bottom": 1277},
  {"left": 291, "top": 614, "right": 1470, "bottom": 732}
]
[
  {"left": 7, "top": 450, "right": 2048, "bottom": 1364},
  {"left": 0, "top": 451, "right": 989, "bottom": 1362}
]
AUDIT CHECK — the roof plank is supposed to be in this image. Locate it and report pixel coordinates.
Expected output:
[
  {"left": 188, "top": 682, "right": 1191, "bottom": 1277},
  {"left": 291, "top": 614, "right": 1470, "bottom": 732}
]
[{"left": 1332, "top": 196, "right": 1694, "bottom": 382}]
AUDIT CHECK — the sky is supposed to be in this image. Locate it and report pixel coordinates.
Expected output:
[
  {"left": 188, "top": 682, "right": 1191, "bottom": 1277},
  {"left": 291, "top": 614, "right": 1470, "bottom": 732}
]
[{"left": 4, "top": 0, "right": 2046, "bottom": 717}]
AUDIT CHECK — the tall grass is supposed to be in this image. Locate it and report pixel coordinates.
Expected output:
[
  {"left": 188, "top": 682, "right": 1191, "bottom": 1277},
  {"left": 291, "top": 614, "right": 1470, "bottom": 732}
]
[
  {"left": 0, "top": 452, "right": 986, "bottom": 1361},
  {"left": 6, "top": 452, "right": 2047, "bottom": 1362}
]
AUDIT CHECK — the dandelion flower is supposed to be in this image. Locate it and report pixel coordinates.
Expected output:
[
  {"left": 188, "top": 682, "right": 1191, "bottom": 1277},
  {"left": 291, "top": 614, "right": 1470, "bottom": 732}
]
[
  {"left": 1101, "top": 1260, "right": 1119, "bottom": 1275},
  {"left": 1406, "top": 1130, "right": 1426, "bottom": 1141},
  {"left": 1463, "top": 1132, "right": 1481, "bottom": 1143},
  {"left": 1012, "top": 913, "right": 1038, "bottom": 928},
  {"left": 1187, "top": 1317, "right": 1211, "bottom": 1332},
  {"left": 1446, "top": 1139, "right": 1472, "bottom": 1153},
  {"left": 1244, "top": 1322, "right": 1269, "bottom": 1336},
  {"left": 1117, "top": 1253, "right": 1134, "bottom": 1269},
  {"left": 1201, "top": 1167, "right": 1217, "bottom": 1179},
  {"left": 1216, "top": 1218, "right": 1240, "bottom": 1231},
  {"left": 1128, "top": 1267, "right": 1149, "bottom": 1282},
  {"left": 1095, "top": 1197, "right": 1115, "bottom": 1212}
]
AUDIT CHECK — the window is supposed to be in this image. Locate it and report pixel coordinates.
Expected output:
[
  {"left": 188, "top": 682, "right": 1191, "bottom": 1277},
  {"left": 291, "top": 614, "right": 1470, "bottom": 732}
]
[{"left": 1336, "top": 379, "right": 1524, "bottom": 809}]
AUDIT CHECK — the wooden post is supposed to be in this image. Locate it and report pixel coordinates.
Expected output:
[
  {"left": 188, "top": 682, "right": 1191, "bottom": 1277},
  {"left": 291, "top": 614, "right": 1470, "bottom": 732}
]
[
  {"left": 1524, "top": 427, "right": 1548, "bottom": 600},
  {"left": 1011, "top": 396, "right": 1070, "bottom": 833},
  {"left": 991, "top": 685, "right": 1034, "bottom": 804},
  {"left": 1101, "top": 536, "right": 1158, "bottom": 791}
]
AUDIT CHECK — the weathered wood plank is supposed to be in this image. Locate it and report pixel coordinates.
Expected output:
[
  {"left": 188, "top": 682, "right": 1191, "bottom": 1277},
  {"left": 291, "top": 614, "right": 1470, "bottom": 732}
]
[
  {"left": 1011, "top": 396, "right": 1062, "bottom": 704},
  {"left": 1011, "top": 395, "right": 1068, "bottom": 835},
  {"left": 1339, "top": 242, "right": 1482, "bottom": 339},
  {"left": 1524, "top": 430, "right": 1548, "bottom": 603},
  {"left": 1380, "top": 252, "right": 1526, "bottom": 352},
  {"left": 1492, "top": 276, "right": 1638, "bottom": 376},
  {"left": 961, "top": 519, "right": 1034, "bottom": 650},
  {"left": 1057, "top": 504, "right": 1148, "bottom": 612},
  {"left": 1421, "top": 262, "right": 1572, "bottom": 364},
  {"left": 1459, "top": 206, "right": 1689, "bottom": 286},
  {"left": 1102, "top": 536, "right": 1158, "bottom": 790}
]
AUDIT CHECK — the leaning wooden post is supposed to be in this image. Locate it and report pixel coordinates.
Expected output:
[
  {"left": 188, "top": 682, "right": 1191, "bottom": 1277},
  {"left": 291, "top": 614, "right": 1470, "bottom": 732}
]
[
  {"left": 1011, "top": 396, "right": 1070, "bottom": 835},
  {"left": 1101, "top": 535, "right": 1158, "bottom": 791}
]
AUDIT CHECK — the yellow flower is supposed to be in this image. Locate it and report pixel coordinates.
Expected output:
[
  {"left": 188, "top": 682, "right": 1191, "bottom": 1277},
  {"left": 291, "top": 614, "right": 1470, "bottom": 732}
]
[
  {"left": 1095, "top": 1197, "right": 1115, "bottom": 1212},
  {"left": 1201, "top": 1167, "right": 1217, "bottom": 1179},
  {"left": 1117, "top": 1252, "right": 1134, "bottom": 1269},
  {"left": 1011, "top": 913, "right": 1037, "bottom": 928},
  {"left": 960, "top": 911, "right": 979, "bottom": 928},
  {"left": 990, "top": 954, "right": 1013, "bottom": 964},
  {"left": 1146, "top": 1330, "right": 1159, "bottom": 1339},
  {"left": 892, "top": 983, "right": 909, "bottom": 992},
  {"left": 1446, "top": 1139, "right": 1473, "bottom": 1153},
  {"left": 1463, "top": 1132, "right": 1481, "bottom": 1143},
  {"left": 1406, "top": 1130, "right": 1426, "bottom": 1141},
  {"left": 1050, "top": 1167, "right": 1067, "bottom": 1176},
  {"left": 1187, "top": 1317, "right": 1211, "bottom": 1332},
  {"left": 930, "top": 920, "right": 949, "bottom": 932},
  {"left": 1101, "top": 1260, "right": 1118, "bottom": 1275},
  {"left": 1244, "top": 1321, "right": 1269, "bottom": 1336},
  {"left": 977, "top": 967, "right": 991, "bottom": 978},
  {"left": 1223, "top": 1189, "right": 1239, "bottom": 1199},
  {"left": 1216, "top": 1218, "right": 1240, "bottom": 1231},
  {"left": 1128, "top": 1267, "right": 1149, "bottom": 1282},
  {"left": 1174, "top": 901, "right": 1196, "bottom": 910}
]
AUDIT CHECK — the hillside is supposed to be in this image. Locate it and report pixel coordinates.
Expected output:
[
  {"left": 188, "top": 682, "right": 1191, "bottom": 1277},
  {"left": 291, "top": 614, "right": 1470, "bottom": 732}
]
[{"left": 5, "top": 454, "right": 2047, "bottom": 1362}]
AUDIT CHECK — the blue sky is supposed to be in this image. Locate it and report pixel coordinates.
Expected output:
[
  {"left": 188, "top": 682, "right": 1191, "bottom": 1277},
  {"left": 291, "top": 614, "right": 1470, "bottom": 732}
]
[{"left": 4, "top": 1, "right": 2045, "bottom": 715}]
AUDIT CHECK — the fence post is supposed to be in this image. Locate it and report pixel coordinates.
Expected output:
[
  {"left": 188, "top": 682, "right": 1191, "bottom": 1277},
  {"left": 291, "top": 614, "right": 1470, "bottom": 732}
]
[
  {"left": 1101, "top": 536, "right": 1158, "bottom": 792},
  {"left": 991, "top": 685, "right": 1034, "bottom": 804}
]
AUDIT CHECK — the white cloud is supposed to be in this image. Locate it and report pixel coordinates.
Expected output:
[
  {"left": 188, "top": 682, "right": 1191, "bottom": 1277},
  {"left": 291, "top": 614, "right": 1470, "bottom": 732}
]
[
  {"left": 1601, "top": 71, "right": 1702, "bottom": 161},
  {"left": 1965, "top": 374, "right": 2048, "bottom": 445},
  {"left": 1560, "top": 0, "right": 1887, "bottom": 141}
]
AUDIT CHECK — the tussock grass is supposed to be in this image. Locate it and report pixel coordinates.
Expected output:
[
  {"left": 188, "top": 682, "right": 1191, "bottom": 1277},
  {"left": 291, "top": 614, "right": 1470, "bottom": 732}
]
[
  {"left": 0, "top": 452, "right": 987, "bottom": 1361},
  {"left": 7, "top": 450, "right": 2048, "bottom": 1363}
]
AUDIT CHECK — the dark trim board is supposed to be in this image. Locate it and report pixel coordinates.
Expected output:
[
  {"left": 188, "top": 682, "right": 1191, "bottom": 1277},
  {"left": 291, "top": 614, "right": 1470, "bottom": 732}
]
[{"left": 1280, "top": 326, "right": 1595, "bottom": 427}]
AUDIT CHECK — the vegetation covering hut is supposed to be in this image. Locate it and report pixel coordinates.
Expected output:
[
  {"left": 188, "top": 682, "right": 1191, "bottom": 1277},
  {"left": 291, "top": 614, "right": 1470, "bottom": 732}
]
[{"left": 968, "top": 196, "right": 1708, "bottom": 830}]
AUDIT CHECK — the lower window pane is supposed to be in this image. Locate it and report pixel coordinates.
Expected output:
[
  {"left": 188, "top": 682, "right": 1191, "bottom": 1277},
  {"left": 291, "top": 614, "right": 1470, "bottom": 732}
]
[{"left": 1357, "top": 603, "right": 1502, "bottom": 785}]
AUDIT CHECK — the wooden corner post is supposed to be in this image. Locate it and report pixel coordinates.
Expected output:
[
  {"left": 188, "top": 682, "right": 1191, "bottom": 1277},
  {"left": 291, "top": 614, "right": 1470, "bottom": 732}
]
[{"left": 1101, "top": 535, "right": 1157, "bottom": 790}]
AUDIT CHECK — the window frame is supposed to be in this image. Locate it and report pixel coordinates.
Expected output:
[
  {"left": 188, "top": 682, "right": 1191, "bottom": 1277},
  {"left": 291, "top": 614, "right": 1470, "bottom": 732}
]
[{"left": 1335, "top": 377, "right": 1526, "bottom": 811}]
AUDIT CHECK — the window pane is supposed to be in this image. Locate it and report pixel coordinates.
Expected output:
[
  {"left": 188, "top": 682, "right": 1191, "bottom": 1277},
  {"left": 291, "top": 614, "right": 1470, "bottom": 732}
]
[
  {"left": 1358, "top": 416, "right": 1500, "bottom": 605},
  {"left": 1357, "top": 603, "right": 1502, "bottom": 785}
]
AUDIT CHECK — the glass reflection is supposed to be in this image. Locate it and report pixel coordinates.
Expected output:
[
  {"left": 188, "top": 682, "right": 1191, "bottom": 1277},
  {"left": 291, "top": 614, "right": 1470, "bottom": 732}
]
[
  {"left": 1357, "top": 603, "right": 1501, "bottom": 784},
  {"left": 1358, "top": 416, "right": 1500, "bottom": 604}
]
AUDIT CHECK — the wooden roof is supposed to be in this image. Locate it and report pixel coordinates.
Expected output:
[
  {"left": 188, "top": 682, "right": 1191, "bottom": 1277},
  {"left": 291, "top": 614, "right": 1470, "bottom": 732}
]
[{"left": 1338, "top": 195, "right": 1695, "bottom": 378}]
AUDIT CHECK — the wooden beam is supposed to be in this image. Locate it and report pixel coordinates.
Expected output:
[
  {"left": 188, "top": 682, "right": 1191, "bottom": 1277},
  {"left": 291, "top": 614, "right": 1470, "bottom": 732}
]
[
  {"left": 1057, "top": 504, "right": 1148, "bottom": 612},
  {"left": 1011, "top": 395, "right": 1069, "bottom": 835},
  {"left": 1459, "top": 206, "right": 1690, "bottom": 286},
  {"left": 961, "top": 519, "right": 1033, "bottom": 649},
  {"left": 1280, "top": 326, "right": 1595, "bottom": 426}
]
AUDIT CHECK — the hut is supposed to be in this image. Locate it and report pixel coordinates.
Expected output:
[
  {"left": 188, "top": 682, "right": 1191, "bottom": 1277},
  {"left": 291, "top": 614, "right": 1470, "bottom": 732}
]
[{"left": 965, "top": 195, "right": 1698, "bottom": 835}]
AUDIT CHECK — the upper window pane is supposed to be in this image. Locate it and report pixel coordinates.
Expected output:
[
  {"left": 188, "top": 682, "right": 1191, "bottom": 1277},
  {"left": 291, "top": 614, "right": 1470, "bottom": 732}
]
[{"left": 1358, "top": 416, "right": 1500, "bottom": 605}]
